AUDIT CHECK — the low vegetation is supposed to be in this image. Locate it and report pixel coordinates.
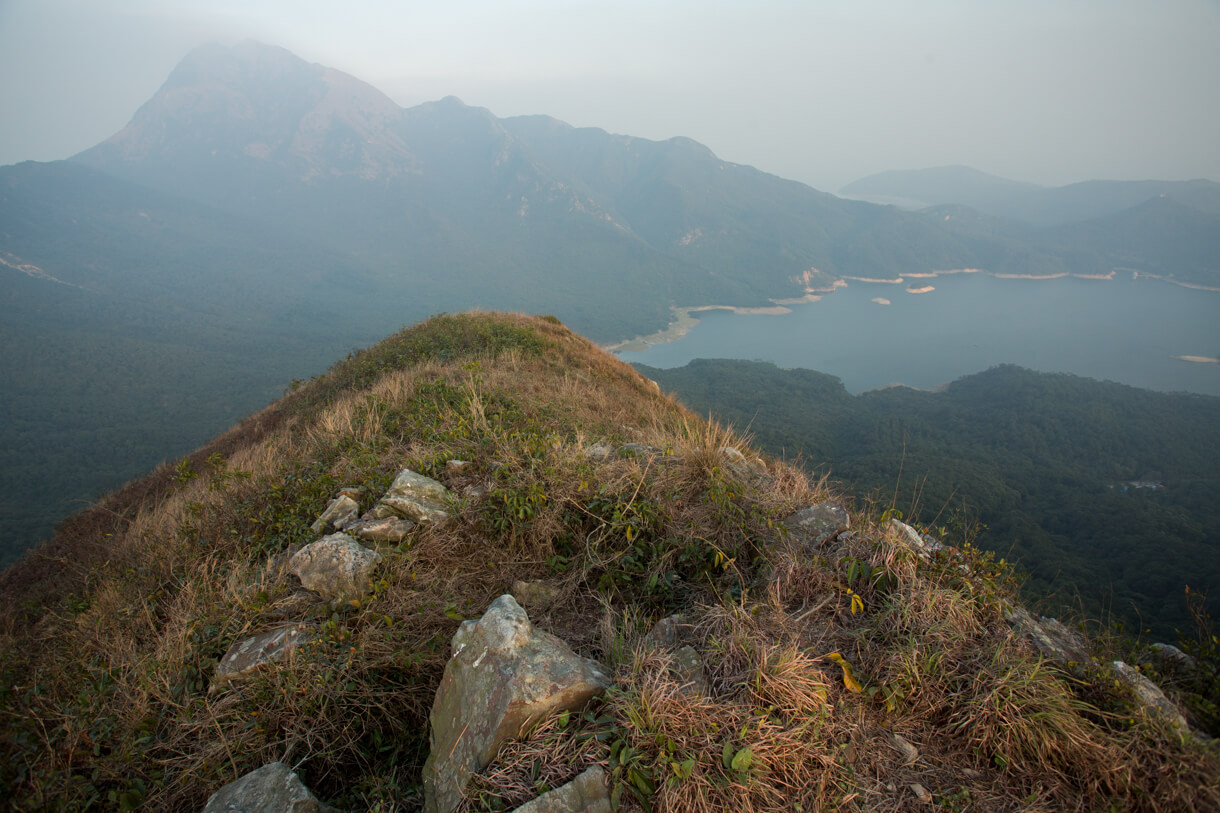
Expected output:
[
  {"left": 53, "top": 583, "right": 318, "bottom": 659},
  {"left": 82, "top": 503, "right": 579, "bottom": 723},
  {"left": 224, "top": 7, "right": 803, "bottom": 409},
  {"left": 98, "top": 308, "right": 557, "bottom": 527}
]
[{"left": 1, "top": 313, "right": 1216, "bottom": 810}]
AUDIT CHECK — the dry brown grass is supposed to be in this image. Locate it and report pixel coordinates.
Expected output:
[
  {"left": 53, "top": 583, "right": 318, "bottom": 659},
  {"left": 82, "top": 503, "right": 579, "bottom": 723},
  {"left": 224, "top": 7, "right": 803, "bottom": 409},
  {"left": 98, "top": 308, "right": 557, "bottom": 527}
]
[{"left": 1, "top": 312, "right": 1217, "bottom": 811}]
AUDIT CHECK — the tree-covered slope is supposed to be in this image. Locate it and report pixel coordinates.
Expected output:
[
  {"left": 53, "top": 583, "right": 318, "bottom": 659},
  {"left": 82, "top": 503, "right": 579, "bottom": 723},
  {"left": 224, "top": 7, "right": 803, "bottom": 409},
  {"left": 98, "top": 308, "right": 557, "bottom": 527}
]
[{"left": 637, "top": 359, "right": 1220, "bottom": 638}]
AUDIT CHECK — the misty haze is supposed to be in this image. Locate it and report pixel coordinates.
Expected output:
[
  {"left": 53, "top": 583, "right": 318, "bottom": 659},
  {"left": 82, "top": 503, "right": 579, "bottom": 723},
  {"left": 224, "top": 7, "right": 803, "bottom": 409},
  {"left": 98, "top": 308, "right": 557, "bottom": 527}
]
[{"left": 1, "top": 2, "right": 1218, "bottom": 809}]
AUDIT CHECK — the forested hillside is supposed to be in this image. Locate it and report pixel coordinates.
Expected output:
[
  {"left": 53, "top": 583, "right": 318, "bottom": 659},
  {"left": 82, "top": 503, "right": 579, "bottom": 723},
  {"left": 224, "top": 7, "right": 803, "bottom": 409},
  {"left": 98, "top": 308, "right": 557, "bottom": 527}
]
[{"left": 637, "top": 360, "right": 1220, "bottom": 638}]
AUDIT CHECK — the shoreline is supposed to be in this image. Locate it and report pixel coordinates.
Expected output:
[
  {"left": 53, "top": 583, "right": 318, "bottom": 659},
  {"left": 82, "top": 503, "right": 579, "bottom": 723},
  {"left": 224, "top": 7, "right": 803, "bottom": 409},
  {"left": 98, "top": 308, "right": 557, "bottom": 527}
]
[{"left": 604, "top": 268, "right": 1217, "bottom": 355}]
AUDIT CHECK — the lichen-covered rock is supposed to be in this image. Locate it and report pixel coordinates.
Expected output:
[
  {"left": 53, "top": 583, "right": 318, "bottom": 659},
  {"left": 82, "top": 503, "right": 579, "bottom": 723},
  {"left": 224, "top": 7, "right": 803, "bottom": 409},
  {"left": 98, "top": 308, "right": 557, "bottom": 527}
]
[
  {"left": 345, "top": 516, "right": 416, "bottom": 545},
  {"left": 888, "top": 518, "right": 938, "bottom": 560},
  {"left": 310, "top": 494, "right": 361, "bottom": 534},
  {"left": 783, "top": 501, "right": 850, "bottom": 548},
  {"left": 213, "top": 625, "right": 310, "bottom": 691},
  {"left": 369, "top": 468, "right": 452, "bottom": 524},
  {"left": 583, "top": 442, "right": 613, "bottom": 462},
  {"left": 201, "top": 761, "right": 339, "bottom": 813},
  {"left": 422, "top": 595, "right": 612, "bottom": 813},
  {"left": 512, "top": 580, "right": 559, "bottom": 610},
  {"left": 1149, "top": 642, "right": 1198, "bottom": 672},
  {"left": 1004, "top": 606, "right": 1090, "bottom": 667},
  {"left": 290, "top": 534, "right": 382, "bottom": 601},
  {"left": 1112, "top": 660, "right": 1190, "bottom": 734},
  {"left": 617, "top": 443, "right": 664, "bottom": 459},
  {"left": 511, "top": 765, "right": 611, "bottom": 813}
]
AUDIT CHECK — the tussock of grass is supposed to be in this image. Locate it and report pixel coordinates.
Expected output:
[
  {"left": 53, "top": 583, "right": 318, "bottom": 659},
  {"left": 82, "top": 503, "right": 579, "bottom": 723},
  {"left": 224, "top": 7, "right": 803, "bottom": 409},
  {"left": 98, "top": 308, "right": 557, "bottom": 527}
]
[{"left": 1, "top": 312, "right": 1217, "bottom": 811}]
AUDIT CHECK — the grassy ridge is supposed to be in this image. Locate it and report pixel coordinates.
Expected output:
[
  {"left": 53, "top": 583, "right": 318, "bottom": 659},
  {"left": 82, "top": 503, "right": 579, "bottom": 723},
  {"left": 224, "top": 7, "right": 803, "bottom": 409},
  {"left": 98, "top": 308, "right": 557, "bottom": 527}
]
[{"left": 1, "top": 314, "right": 1216, "bottom": 810}]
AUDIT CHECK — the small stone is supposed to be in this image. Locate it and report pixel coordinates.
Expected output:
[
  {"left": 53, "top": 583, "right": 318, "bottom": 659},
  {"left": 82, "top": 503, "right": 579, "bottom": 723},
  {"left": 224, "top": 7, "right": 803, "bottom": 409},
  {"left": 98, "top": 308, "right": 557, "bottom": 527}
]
[
  {"left": 1149, "top": 642, "right": 1197, "bottom": 672},
  {"left": 583, "top": 443, "right": 613, "bottom": 461},
  {"left": 911, "top": 783, "right": 932, "bottom": 803},
  {"left": 890, "top": 733, "right": 919, "bottom": 764},
  {"left": 202, "top": 761, "right": 338, "bottom": 813},
  {"left": 213, "top": 625, "right": 310, "bottom": 691},
  {"left": 642, "top": 615, "right": 683, "bottom": 651},
  {"left": 310, "top": 494, "right": 361, "bottom": 534},
  {"left": 672, "top": 645, "right": 709, "bottom": 696},
  {"left": 511, "top": 765, "right": 611, "bottom": 813},
  {"left": 512, "top": 580, "right": 560, "bottom": 610},
  {"left": 617, "top": 443, "right": 664, "bottom": 459},
  {"left": 262, "top": 589, "right": 319, "bottom": 621},
  {"left": 783, "top": 501, "right": 850, "bottom": 548},
  {"left": 962, "top": 768, "right": 983, "bottom": 779},
  {"left": 346, "top": 516, "right": 416, "bottom": 545}
]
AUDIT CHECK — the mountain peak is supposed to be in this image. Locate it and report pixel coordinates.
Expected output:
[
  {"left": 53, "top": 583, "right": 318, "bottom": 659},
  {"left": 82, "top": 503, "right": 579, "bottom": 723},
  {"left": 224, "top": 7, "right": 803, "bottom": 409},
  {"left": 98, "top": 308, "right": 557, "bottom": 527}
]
[{"left": 75, "top": 40, "right": 415, "bottom": 181}]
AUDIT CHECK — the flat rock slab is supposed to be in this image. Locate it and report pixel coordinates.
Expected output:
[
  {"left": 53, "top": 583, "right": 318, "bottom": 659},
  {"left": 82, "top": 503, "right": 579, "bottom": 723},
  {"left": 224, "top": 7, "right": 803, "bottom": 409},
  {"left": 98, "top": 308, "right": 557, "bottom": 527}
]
[
  {"left": 202, "top": 761, "right": 338, "bottom": 813},
  {"left": 1005, "top": 606, "right": 1090, "bottom": 668},
  {"left": 784, "top": 501, "right": 849, "bottom": 548},
  {"left": 290, "top": 533, "right": 382, "bottom": 601},
  {"left": 1112, "top": 660, "right": 1190, "bottom": 734},
  {"left": 213, "top": 625, "right": 310, "bottom": 691},
  {"left": 511, "top": 765, "right": 611, "bottom": 813},
  {"left": 422, "top": 595, "right": 612, "bottom": 813},
  {"left": 346, "top": 516, "right": 416, "bottom": 545},
  {"left": 370, "top": 468, "right": 452, "bottom": 524}
]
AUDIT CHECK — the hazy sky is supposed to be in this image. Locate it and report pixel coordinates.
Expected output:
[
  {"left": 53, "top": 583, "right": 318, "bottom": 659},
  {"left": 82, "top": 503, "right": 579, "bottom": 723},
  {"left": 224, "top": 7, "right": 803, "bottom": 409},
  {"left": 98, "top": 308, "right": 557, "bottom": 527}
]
[{"left": 2, "top": 0, "right": 1218, "bottom": 192}]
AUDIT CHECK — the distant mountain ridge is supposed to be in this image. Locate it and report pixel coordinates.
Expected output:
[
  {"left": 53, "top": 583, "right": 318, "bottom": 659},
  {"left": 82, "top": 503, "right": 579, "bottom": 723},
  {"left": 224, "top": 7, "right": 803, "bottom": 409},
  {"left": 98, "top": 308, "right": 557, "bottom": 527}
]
[
  {"left": 842, "top": 164, "right": 1220, "bottom": 227},
  {"left": 3, "top": 39, "right": 1219, "bottom": 566}
]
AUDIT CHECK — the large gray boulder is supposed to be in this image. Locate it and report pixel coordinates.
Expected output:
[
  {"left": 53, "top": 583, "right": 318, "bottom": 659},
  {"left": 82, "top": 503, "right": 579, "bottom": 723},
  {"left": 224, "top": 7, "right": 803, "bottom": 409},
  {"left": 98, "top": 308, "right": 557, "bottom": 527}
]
[
  {"left": 201, "top": 761, "right": 338, "bottom": 812},
  {"left": 212, "top": 625, "right": 310, "bottom": 691},
  {"left": 369, "top": 468, "right": 452, "bottom": 524},
  {"left": 289, "top": 534, "right": 382, "bottom": 601},
  {"left": 422, "top": 595, "right": 612, "bottom": 813},
  {"left": 783, "top": 501, "right": 850, "bottom": 548},
  {"left": 511, "top": 765, "right": 612, "bottom": 813}
]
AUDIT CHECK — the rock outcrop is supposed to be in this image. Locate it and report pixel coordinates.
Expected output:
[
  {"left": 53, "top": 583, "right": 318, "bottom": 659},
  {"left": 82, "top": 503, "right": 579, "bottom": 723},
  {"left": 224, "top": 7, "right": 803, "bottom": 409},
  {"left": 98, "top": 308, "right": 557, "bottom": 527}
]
[
  {"left": 289, "top": 533, "right": 382, "bottom": 601},
  {"left": 368, "top": 468, "right": 453, "bottom": 524},
  {"left": 783, "top": 500, "right": 850, "bottom": 549},
  {"left": 201, "top": 762, "right": 337, "bottom": 813},
  {"left": 422, "top": 595, "right": 612, "bottom": 813}
]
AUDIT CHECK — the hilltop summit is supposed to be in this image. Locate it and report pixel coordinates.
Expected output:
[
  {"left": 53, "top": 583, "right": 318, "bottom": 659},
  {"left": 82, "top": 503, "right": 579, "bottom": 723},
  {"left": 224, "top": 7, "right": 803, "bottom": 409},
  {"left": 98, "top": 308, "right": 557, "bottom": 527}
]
[{"left": 1, "top": 313, "right": 1214, "bottom": 810}]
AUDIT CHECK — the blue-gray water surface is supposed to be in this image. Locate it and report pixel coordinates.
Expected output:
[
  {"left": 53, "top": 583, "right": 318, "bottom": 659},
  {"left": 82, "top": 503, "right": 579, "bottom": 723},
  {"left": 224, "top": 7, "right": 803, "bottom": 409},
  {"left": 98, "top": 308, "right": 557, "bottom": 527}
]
[{"left": 618, "top": 274, "right": 1220, "bottom": 396}]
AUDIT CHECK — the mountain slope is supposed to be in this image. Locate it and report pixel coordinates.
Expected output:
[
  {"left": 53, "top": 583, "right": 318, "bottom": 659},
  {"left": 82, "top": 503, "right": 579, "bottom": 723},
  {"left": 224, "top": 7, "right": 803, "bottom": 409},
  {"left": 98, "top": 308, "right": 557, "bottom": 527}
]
[
  {"left": 635, "top": 359, "right": 1220, "bottom": 639},
  {"left": 1, "top": 313, "right": 1214, "bottom": 810}
]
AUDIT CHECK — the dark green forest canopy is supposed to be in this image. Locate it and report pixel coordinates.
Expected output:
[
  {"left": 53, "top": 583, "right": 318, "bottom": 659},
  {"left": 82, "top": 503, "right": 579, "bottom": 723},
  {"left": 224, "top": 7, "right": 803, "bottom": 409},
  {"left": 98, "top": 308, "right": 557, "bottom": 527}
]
[{"left": 636, "top": 359, "right": 1220, "bottom": 639}]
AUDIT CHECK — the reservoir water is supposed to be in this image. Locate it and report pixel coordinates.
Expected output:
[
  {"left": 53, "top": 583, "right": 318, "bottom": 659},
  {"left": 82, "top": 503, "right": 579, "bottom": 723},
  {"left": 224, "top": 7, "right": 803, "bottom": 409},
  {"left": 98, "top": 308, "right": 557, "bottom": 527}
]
[{"left": 618, "top": 274, "right": 1220, "bottom": 396}]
